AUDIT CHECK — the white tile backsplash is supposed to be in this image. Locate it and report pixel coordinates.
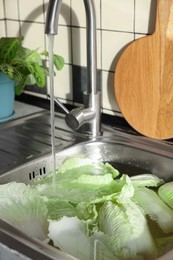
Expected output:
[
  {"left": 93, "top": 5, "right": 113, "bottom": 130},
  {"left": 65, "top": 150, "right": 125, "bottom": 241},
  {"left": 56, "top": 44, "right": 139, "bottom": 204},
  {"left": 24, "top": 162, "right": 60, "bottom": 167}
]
[
  {"left": 0, "top": 21, "right": 5, "bottom": 37},
  {"left": 50, "top": 64, "right": 73, "bottom": 101},
  {"left": 102, "top": 30, "right": 134, "bottom": 71},
  {"left": 6, "top": 21, "right": 20, "bottom": 37},
  {"left": 102, "top": 0, "right": 134, "bottom": 32},
  {"left": 18, "top": 0, "right": 44, "bottom": 23},
  {"left": 2, "top": 0, "right": 156, "bottom": 116},
  {"left": 4, "top": 0, "right": 18, "bottom": 20},
  {"left": 72, "top": 27, "right": 101, "bottom": 68},
  {"left": 102, "top": 71, "right": 120, "bottom": 113},
  {"left": 72, "top": 0, "right": 101, "bottom": 29},
  {"left": 52, "top": 26, "right": 72, "bottom": 64},
  {"left": 21, "top": 22, "right": 46, "bottom": 51},
  {"left": 0, "top": 0, "right": 4, "bottom": 19},
  {"left": 72, "top": 27, "right": 86, "bottom": 67},
  {"left": 135, "top": 0, "right": 157, "bottom": 34}
]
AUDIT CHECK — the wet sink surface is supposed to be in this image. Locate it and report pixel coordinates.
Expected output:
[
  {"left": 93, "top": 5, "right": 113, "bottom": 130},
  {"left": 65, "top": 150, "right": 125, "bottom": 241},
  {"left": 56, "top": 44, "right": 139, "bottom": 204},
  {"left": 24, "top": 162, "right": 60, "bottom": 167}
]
[{"left": 0, "top": 110, "right": 86, "bottom": 176}]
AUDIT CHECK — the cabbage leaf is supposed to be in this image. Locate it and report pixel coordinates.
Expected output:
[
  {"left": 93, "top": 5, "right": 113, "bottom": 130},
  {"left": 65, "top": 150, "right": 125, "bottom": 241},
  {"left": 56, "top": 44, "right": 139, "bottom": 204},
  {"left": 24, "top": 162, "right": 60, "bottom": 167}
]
[
  {"left": 0, "top": 182, "right": 48, "bottom": 240},
  {"left": 133, "top": 187, "right": 173, "bottom": 234},
  {"left": 131, "top": 174, "right": 164, "bottom": 187},
  {"left": 158, "top": 182, "right": 173, "bottom": 209},
  {"left": 98, "top": 200, "right": 157, "bottom": 259}
]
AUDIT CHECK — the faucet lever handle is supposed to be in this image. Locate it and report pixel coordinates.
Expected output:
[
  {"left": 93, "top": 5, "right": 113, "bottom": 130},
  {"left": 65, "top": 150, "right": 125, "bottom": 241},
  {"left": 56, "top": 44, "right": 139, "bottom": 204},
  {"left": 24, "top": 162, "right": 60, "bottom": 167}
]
[
  {"left": 47, "top": 94, "right": 69, "bottom": 114},
  {"left": 47, "top": 94, "right": 95, "bottom": 131}
]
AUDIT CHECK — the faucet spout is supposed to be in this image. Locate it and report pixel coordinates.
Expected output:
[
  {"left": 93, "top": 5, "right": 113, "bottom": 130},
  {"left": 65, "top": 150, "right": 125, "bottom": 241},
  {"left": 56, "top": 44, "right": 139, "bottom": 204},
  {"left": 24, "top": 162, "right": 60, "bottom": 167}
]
[
  {"left": 45, "top": 0, "right": 62, "bottom": 35},
  {"left": 45, "top": 0, "right": 102, "bottom": 137}
]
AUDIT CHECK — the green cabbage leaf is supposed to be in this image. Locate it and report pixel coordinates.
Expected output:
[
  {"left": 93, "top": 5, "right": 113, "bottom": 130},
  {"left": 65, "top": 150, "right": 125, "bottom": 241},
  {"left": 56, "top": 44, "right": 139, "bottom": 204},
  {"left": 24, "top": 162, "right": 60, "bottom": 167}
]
[
  {"left": 133, "top": 187, "right": 173, "bottom": 234},
  {"left": 158, "top": 182, "right": 173, "bottom": 209},
  {"left": 131, "top": 174, "right": 164, "bottom": 187},
  {"left": 98, "top": 200, "right": 157, "bottom": 259},
  {"left": 0, "top": 182, "right": 48, "bottom": 240}
]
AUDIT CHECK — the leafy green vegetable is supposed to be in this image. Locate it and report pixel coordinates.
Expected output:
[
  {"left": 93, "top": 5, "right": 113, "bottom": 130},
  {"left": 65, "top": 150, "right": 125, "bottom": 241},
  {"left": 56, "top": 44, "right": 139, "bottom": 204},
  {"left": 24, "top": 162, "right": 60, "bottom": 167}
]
[
  {"left": 48, "top": 216, "right": 116, "bottom": 260},
  {"left": 0, "top": 182, "right": 48, "bottom": 240},
  {"left": 158, "top": 182, "right": 173, "bottom": 209},
  {"left": 48, "top": 216, "right": 92, "bottom": 260},
  {"left": 98, "top": 200, "right": 157, "bottom": 259},
  {"left": 1, "top": 157, "right": 173, "bottom": 259},
  {"left": 133, "top": 187, "right": 173, "bottom": 234},
  {"left": 131, "top": 174, "right": 164, "bottom": 187},
  {"left": 56, "top": 157, "right": 93, "bottom": 174},
  {"left": 35, "top": 172, "right": 120, "bottom": 203},
  {"left": 76, "top": 202, "right": 98, "bottom": 235},
  {"left": 115, "top": 174, "right": 135, "bottom": 200},
  {"left": 45, "top": 199, "right": 76, "bottom": 220},
  {"left": 34, "top": 158, "right": 121, "bottom": 204},
  {"left": 57, "top": 157, "right": 119, "bottom": 178}
]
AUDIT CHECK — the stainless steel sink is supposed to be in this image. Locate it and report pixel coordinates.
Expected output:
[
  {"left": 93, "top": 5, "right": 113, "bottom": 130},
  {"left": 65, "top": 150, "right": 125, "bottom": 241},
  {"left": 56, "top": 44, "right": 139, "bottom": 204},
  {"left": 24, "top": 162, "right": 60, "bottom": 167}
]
[
  {"left": 1, "top": 136, "right": 173, "bottom": 185},
  {"left": 0, "top": 111, "right": 173, "bottom": 259}
]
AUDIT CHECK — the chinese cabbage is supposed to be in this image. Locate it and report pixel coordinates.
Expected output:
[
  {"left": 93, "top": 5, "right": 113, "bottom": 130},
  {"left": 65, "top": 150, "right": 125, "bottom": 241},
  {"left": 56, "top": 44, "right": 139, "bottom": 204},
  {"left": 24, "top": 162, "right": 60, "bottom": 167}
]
[
  {"left": 98, "top": 200, "right": 157, "bottom": 259},
  {"left": 158, "top": 182, "right": 173, "bottom": 209},
  {"left": 133, "top": 187, "right": 173, "bottom": 234},
  {"left": 0, "top": 182, "right": 48, "bottom": 240}
]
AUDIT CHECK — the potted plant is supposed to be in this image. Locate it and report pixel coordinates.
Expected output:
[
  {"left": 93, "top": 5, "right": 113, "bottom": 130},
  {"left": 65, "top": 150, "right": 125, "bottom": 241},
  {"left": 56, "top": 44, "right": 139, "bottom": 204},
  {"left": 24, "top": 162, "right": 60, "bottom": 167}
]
[{"left": 0, "top": 36, "right": 64, "bottom": 122}]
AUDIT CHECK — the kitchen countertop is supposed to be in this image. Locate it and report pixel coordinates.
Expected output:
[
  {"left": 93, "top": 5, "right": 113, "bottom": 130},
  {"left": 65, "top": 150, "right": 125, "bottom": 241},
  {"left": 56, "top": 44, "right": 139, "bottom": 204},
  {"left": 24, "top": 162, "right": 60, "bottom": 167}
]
[
  {"left": 0, "top": 101, "right": 45, "bottom": 126},
  {"left": 14, "top": 101, "right": 45, "bottom": 119}
]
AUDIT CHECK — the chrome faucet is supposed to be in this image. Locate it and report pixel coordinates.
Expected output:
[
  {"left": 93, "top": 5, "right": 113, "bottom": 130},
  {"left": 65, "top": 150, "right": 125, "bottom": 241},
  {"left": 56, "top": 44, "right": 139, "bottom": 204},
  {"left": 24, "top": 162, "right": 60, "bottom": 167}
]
[{"left": 45, "top": 0, "right": 102, "bottom": 137}]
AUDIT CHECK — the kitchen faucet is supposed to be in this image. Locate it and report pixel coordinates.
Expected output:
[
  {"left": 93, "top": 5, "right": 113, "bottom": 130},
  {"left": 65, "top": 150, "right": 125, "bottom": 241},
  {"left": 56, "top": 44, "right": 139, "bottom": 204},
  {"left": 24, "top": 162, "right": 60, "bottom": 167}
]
[{"left": 45, "top": 0, "right": 102, "bottom": 137}]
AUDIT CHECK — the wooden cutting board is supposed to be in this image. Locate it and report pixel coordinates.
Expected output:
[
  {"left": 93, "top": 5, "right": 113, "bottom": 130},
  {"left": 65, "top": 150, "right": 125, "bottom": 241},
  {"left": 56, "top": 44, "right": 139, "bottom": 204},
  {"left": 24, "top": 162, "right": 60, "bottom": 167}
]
[{"left": 114, "top": 0, "right": 173, "bottom": 140}]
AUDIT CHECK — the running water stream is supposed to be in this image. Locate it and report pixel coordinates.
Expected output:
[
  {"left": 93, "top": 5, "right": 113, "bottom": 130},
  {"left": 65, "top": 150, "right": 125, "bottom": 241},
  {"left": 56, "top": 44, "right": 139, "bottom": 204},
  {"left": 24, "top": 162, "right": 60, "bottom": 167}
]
[{"left": 47, "top": 35, "right": 56, "bottom": 192}]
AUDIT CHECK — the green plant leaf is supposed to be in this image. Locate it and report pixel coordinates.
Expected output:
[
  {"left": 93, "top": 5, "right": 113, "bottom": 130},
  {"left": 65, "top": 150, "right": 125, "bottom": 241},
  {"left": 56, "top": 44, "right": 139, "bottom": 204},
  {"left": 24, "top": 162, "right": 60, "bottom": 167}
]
[
  {"left": 42, "top": 51, "right": 64, "bottom": 71},
  {"left": 53, "top": 54, "right": 64, "bottom": 71},
  {"left": 15, "top": 76, "right": 27, "bottom": 95},
  {"left": 16, "top": 47, "right": 43, "bottom": 65},
  {"left": 0, "top": 64, "right": 22, "bottom": 81},
  {"left": 25, "top": 62, "right": 46, "bottom": 88},
  {"left": 0, "top": 37, "right": 23, "bottom": 64}
]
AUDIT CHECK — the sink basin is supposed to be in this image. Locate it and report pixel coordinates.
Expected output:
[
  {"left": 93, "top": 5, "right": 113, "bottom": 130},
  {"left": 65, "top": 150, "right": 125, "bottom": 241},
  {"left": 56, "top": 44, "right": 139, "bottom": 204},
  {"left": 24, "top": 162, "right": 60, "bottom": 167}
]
[
  {"left": 1, "top": 134, "right": 173, "bottom": 184},
  {"left": 1, "top": 121, "right": 173, "bottom": 259}
]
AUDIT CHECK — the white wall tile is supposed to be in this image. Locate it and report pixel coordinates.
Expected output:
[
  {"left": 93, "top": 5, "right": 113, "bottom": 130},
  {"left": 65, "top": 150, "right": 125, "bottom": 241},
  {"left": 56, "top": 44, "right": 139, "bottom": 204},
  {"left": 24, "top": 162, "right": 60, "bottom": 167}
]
[
  {"left": 6, "top": 21, "right": 20, "bottom": 37},
  {"left": 4, "top": 0, "right": 18, "bottom": 19},
  {"left": 71, "top": 0, "right": 101, "bottom": 29},
  {"left": 18, "top": 0, "right": 44, "bottom": 23},
  {"left": 135, "top": 0, "right": 157, "bottom": 34},
  {"left": 102, "top": 30, "right": 134, "bottom": 71},
  {"left": 48, "top": 64, "right": 73, "bottom": 100},
  {"left": 0, "top": 21, "right": 6, "bottom": 37},
  {"left": 21, "top": 22, "right": 46, "bottom": 51},
  {"left": 102, "top": 0, "right": 134, "bottom": 32},
  {"left": 72, "top": 27, "right": 86, "bottom": 67},
  {"left": 44, "top": 0, "right": 71, "bottom": 26},
  {"left": 0, "top": 0, "right": 4, "bottom": 19},
  {"left": 135, "top": 33, "right": 146, "bottom": 40},
  {"left": 51, "top": 26, "right": 72, "bottom": 64},
  {"left": 72, "top": 27, "right": 101, "bottom": 68},
  {"left": 102, "top": 71, "right": 120, "bottom": 113}
]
